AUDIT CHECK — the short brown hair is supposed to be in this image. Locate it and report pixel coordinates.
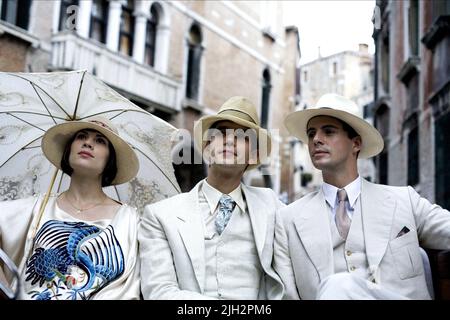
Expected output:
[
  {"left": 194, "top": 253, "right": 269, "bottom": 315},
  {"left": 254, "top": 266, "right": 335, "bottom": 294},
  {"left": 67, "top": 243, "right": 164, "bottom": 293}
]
[{"left": 336, "top": 118, "right": 360, "bottom": 158}]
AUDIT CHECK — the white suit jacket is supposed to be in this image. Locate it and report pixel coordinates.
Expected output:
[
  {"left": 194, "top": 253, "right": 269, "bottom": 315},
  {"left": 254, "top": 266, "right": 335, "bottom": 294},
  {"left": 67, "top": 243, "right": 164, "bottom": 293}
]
[
  {"left": 274, "top": 179, "right": 450, "bottom": 300},
  {"left": 139, "top": 181, "right": 285, "bottom": 300}
]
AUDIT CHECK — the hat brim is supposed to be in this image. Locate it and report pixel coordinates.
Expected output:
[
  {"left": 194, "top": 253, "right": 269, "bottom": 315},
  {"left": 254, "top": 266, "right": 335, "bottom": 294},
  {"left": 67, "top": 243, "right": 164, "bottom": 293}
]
[
  {"left": 42, "top": 121, "right": 139, "bottom": 185},
  {"left": 193, "top": 114, "right": 272, "bottom": 171},
  {"left": 285, "top": 108, "right": 384, "bottom": 159}
]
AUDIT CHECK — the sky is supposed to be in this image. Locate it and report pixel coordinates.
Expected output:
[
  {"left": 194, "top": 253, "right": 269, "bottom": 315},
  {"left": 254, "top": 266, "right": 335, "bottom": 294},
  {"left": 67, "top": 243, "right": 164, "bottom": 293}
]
[{"left": 282, "top": 0, "right": 376, "bottom": 65}]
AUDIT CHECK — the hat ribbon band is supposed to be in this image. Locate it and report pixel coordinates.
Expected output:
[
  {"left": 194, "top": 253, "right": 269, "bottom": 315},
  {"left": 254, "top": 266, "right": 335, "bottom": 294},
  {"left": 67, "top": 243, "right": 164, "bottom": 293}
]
[
  {"left": 89, "top": 120, "right": 114, "bottom": 132},
  {"left": 218, "top": 109, "right": 257, "bottom": 125}
]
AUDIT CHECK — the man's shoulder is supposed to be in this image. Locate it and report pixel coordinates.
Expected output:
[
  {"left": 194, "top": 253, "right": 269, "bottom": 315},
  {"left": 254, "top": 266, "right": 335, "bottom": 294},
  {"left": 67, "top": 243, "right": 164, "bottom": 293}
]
[
  {"left": 243, "top": 184, "right": 277, "bottom": 196},
  {"left": 144, "top": 191, "right": 194, "bottom": 214},
  {"left": 242, "top": 184, "right": 282, "bottom": 206},
  {"left": 363, "top": 180, "right": 411, "bottom": 195},
  {"left": 279, "top": 190, "right": 319, "bottom": 215}
]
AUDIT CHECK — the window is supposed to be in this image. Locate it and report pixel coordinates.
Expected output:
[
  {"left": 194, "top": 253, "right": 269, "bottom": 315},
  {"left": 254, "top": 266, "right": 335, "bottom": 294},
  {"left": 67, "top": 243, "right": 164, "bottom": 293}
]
[
  {"left": 332, "top": 62, "right": 338, "bottom": 76},
  {"left": 363, "top": 103, "right": 373, "bottom": 120},
  {"left": 381, "top": 34, "right": 390, "bottom": 94},
  {"left": 119, "top": 0, "right": 134, "bottom": 56},
  {"left": 408, "top": 0, "right": 419, "bottom": 56},
  {"left": 1, "top": 0, "right": 32, "bottom": 30},
  {"left": 407, "top": 75, "right": 419, "bottom": 116},
  {"left": 59, "top": 0, "right": 79, "bottom": 31},
  {"left": 374, "top": 104, "right": 390, "bottom": 184},
  {"left": 407, "top": 124, "right": 419, "bottom": 186},
  {"left": 90, "top": 0, "right": 108, "bottom": 44},
  {"left": 435, "top": 112, "right": 450, "bottom": 210},
  {"left": 185, "top": 24, "right": 203, "bottom": 101},
  {"left": 261, "top": 68, "right": 271, "bottom": 129},
  {"left": 303, "top": 70, "right": 308, "bottom": 82},
  {"left": 144, "top": 4, "right": 159, "bottom": 66},
  {"left": 432, "top": 0, "right": 450, "bottom": 21},
  {"left": 295, "top": 68, "right": 301, "bottom": 99},
  {"left": 370, "top": 69, "right": 375, "bottom": 87},
  {"left": 374, "top": 105, "right": 390, "bottom": 139},
  {"left": 422, "top": 0, "right": 450, "bottom": 51},
  {"left": 378, "top": 151, "right": 388, "bottom": 184}
]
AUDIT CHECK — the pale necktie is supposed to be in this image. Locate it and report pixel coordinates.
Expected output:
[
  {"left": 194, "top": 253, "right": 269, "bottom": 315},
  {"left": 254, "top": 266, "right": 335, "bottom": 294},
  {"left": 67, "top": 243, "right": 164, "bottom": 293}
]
[
  {"left": 335, "top": 189, "right": 351, "bottom": 239},
  {"left": 215, "top": 194, "right": 236, "bottom": 235}
]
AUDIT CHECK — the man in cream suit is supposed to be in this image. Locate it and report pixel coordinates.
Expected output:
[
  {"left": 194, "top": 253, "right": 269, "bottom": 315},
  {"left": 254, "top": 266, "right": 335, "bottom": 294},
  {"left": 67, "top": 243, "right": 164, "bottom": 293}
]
[
  {"left": 274, "top": 93, "right": 450, "bottom": 300},
  {"left": 139, "top": 96, "right": 284, "bottom": 299}
]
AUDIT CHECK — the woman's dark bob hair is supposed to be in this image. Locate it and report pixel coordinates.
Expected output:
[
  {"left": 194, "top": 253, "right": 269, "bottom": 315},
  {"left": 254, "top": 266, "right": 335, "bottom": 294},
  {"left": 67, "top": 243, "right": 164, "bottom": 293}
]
[{"left": 60, "top": 130, "right": 118, "bottom": 187}]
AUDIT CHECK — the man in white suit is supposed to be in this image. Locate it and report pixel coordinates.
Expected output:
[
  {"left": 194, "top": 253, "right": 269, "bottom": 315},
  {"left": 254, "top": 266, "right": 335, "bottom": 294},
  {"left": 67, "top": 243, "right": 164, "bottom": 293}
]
[
  {"left": 274, "top": 93, "right": 450, "bottom": 299},
  {"left": 139, "top": 96, "right": 284, "bottom": 299}
]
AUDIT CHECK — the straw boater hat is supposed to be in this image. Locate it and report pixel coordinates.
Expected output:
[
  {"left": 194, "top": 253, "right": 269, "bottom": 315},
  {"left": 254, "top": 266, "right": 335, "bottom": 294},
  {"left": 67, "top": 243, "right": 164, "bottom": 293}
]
[
  {"left": 41, "top": 116, "right": 139, "bottom": 185},
  {"left": 193, "top": 96, "right": 271, "bottom": 171},
  {"left": 284, "top": 93, "right": 384, "bottom": 159}
]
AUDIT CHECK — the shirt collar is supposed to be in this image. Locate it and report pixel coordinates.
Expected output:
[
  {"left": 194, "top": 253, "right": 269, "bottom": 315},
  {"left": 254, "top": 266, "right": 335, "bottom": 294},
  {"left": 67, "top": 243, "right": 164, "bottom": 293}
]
[
  {"left": 202, "top": 179, "right": 245, "bottom": 215},
  {"left": 322, "top": 175, "right": 361, "bottom": 209}
]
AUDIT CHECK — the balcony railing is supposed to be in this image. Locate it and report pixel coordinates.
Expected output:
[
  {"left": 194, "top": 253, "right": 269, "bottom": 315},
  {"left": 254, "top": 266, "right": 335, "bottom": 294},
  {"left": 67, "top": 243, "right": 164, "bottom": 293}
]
[{"left": 50, "top": 32, "right": 182, "bottom": 112}]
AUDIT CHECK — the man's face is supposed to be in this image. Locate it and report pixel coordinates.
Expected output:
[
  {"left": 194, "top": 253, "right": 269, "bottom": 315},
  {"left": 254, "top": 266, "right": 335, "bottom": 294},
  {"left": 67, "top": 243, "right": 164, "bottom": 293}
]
[
  {"left": 306, "top": 116, "right": 361, "bottom": 172},
  {"left": 204, "top": 120, "right": 258, "bottom": 168}
]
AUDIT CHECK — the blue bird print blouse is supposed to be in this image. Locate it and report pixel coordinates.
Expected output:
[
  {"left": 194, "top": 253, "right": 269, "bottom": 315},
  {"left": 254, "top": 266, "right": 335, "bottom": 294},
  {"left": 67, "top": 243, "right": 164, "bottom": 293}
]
[{"left": 0, "top": 195, "right": 141, "bottom": 300}]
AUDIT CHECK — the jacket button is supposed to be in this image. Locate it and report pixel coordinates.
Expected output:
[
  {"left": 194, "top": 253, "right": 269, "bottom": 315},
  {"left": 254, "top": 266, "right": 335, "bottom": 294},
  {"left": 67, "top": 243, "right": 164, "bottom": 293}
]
[
  {"left": 346, "top": 250, "right": 352, "bottom": 256},
  {"left": 350, "top": 266, "right": 356, "bottom": 271}
]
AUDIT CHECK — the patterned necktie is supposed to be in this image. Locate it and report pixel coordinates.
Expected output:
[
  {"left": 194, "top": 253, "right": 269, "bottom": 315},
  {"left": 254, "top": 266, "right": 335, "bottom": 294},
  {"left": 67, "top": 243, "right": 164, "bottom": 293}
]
[
  {"left": 335, "top": 189, "right": 351, "bottom": 239},
  {"left": 215, "top": 194, "right": 236, "bottom": 235}
]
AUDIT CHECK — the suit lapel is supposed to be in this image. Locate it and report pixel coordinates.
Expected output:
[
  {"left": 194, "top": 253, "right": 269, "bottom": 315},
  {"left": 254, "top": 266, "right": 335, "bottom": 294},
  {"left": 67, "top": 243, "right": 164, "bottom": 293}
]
[
  {"left": 361, "top": 179, "right": 396, "bottom": 277},
  {"left": 242, "top": 185, "right": 267, "bottom": 261},
  {"left": 293, "top": 190, "right": 334, "bottom": 281},
  {"left": 176, "top": 182, "right": 206, "bottom": 292}
]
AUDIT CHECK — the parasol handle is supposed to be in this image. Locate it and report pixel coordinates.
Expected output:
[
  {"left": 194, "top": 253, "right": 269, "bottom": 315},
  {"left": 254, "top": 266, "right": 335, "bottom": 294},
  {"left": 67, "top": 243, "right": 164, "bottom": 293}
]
[{"left": 31, "top": 167, "right": 59, "bottom": 239}]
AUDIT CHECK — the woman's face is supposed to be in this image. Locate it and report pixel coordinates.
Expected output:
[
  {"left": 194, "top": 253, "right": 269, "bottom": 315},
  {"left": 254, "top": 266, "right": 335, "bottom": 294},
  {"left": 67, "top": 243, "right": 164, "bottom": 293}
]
[{"left": 68, "top": 129, "right": 110, "bottom": 177}]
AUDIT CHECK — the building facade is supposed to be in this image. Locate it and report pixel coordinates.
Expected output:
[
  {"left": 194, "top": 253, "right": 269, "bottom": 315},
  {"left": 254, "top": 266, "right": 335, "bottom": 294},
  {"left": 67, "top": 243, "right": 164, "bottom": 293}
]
[
  {"left": 372, "top": 0, "right": 450, "bottom": 210},
  {"left": 290, "top": 44, "right": 375, "bottom": 200},
  {"left": 0, "top": 0, "right": 300, "bottom": 198}
]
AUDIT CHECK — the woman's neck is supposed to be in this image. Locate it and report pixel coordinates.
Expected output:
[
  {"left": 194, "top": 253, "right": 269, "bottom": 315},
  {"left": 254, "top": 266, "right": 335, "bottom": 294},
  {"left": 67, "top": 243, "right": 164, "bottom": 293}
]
[{"left": 64, "top": 174, "right": 105, "bottom": 202}]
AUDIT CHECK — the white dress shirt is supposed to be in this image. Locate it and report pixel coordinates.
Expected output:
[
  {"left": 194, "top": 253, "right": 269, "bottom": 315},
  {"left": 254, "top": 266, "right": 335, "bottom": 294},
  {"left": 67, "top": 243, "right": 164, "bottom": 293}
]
[
  {"left": 322, "top": 175, "right": 361, "bottom": 221},
  {"left": 200, "top": 179, "right": 246, "bottom": 237}
]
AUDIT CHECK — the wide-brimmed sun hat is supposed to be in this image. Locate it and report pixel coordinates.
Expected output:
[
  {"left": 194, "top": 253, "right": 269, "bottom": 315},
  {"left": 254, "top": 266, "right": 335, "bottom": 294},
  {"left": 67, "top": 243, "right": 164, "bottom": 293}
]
[
  {"left": 193, "top": 96, "right": 271, "bottom": 171},
  {"left": 41, "top": 116, "right": 139, "bottom": 185},
  {"left": 284, "top": 93, "right": 384, "bottom": 158}
]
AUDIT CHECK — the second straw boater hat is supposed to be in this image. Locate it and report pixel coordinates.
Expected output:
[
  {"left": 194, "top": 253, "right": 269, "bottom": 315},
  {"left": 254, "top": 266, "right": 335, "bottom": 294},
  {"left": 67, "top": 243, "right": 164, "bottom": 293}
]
[
  {"left": 193, "top": 96, "right": 271, "bottom": 171},
  {"left": 284, "top": 93, "right": 384, "bottom": 159},
  {"left": 41, "top": 116, "right": 139, "bottom": 185}
]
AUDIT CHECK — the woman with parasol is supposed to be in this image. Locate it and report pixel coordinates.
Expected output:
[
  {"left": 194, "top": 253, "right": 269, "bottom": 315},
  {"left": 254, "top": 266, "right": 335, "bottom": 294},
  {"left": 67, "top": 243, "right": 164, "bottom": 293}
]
[{"left": 0, "top": 116, "right": 141, "bottom": 300}]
